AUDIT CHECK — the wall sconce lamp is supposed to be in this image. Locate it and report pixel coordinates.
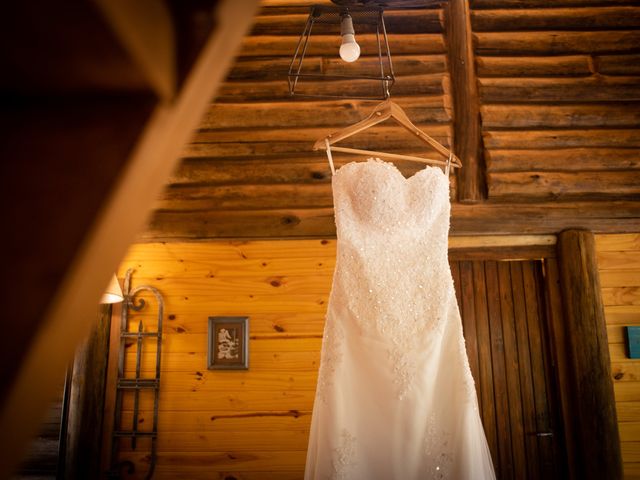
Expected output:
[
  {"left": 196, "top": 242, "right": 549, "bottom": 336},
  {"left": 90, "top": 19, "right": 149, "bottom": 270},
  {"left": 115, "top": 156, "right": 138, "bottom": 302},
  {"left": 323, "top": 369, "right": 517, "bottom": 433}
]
[{"left": 100, "top": 273, "right": 124, "bottom": 304}]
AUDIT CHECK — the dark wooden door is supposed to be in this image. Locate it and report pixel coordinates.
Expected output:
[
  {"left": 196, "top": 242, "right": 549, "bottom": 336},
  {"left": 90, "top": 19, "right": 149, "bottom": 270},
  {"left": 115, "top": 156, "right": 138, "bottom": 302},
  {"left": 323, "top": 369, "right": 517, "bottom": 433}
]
[{"left": 449, "top": 259, "right": 567, "bottom": 480}]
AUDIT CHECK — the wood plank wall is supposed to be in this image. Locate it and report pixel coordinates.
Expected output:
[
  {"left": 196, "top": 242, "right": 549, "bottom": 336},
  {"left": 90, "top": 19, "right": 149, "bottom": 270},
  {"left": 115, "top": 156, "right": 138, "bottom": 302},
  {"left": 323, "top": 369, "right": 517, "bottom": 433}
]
[
  {"left": 471, "top": 0, "right": 640, "bottom": 201},
  {"left": 111, "top": 241, "right": 332, "bottom": 479},
  {"left": 109, "top": 237, "right": 640, "bottom": 479},
  {"left": 596, "top": 233, "right": 640, "bottom": 479}
]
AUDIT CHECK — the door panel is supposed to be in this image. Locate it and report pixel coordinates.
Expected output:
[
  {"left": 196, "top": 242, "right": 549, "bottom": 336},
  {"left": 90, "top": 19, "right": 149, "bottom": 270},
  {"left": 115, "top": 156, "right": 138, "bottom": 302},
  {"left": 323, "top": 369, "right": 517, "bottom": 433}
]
[{"left": 450, "top": 259, "right": 567, "bottom": 480}]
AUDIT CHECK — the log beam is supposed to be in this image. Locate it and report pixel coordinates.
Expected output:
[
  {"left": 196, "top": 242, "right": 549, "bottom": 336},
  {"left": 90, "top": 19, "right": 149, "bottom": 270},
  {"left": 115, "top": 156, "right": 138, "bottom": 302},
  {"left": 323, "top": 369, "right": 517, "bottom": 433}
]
[
  {"left": 556, "top": 229, "right": 623, "bottom": 480},
  {"left": 445, "top": 0, "right": 486, "bottom": 202},
  {"left": 142, "top": 201, "right": 640, "bottom": 240}
]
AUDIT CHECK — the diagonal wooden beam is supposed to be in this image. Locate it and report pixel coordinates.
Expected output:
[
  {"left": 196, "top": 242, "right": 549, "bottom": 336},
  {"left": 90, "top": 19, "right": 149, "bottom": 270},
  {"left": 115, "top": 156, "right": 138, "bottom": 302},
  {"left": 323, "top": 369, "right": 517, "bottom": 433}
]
[
  {"left": 95, "top": 0, "right": 177, "bottom": 101},
  {"left": 444, "top": 0, "right": 487, "bottom": 202},
  {"left": 0, "top": 1, "right": 260, "bottom": 476}
]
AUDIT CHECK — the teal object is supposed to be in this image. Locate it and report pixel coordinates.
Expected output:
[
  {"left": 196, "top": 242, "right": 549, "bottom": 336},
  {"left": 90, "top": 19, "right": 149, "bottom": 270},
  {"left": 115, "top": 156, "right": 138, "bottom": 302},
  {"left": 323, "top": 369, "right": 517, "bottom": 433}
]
[{"left": 626, "top": 326, "right": 640, "bottom": 359}]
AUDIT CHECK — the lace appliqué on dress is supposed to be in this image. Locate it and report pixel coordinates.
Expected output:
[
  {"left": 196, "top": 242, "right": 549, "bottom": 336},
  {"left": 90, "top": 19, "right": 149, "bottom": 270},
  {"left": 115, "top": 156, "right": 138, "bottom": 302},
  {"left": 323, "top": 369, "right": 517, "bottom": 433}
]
[
  {"left": 315, "top": 313, "right": 344, "bottom": 404},
  {"left": 424, "top": 414, "right": 453, "bottom": 479},
  {"left": 331, "top": 429, "right": 357, "bottom": 480}
]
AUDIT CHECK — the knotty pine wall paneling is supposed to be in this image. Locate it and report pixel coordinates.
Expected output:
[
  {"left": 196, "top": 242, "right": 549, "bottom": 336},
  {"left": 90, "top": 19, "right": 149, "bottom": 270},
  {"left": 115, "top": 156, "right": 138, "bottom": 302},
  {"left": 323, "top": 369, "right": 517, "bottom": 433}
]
[
  {"left": 110, "top": 240, "right": 333, "bottom": 479},
  {"left": 596, "top": 234, "right": 640, "bottom": 480}
]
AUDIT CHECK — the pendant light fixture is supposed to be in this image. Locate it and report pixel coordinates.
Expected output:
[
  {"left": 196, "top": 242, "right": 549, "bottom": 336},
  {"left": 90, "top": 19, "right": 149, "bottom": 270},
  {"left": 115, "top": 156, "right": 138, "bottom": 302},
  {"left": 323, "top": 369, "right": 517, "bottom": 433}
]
[{"left": 288, "top": 4, "right": 395, "bottom": 100}]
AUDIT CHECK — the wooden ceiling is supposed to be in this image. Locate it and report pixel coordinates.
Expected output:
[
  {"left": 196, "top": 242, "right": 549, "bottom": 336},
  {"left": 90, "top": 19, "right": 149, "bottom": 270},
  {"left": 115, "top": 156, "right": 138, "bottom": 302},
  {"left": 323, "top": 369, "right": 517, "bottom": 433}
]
[{"left": 142, "top": 0, "right": 640, "bottom": 240}]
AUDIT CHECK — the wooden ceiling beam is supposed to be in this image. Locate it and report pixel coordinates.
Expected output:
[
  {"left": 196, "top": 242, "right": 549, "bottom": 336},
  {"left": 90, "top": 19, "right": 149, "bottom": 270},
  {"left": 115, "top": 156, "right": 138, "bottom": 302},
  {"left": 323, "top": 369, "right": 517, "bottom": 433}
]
[{"left": 95, "top": 0, "right": 176, "bottom": 101}]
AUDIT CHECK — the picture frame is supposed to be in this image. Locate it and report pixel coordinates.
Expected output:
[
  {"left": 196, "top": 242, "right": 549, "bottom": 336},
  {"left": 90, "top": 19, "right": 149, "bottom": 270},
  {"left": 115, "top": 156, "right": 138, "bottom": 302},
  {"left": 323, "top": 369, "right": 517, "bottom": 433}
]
[{"left": 207, "top": 316, "right": 249, "bottom": 370}]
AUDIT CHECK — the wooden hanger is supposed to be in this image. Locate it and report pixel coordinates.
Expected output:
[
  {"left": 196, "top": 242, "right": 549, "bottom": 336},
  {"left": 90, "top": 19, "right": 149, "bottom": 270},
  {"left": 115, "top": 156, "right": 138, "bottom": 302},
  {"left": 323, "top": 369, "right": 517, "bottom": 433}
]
[{"left": 313, "top": 99, "right": 462, "bottom": 169}]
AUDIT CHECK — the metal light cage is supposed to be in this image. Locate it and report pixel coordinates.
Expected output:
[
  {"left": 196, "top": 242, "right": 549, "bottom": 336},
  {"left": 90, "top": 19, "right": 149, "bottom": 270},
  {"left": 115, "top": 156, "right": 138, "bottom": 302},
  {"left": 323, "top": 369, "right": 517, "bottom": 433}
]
[{"left": 288, "top": 5, "right": 395, "bottom": 100}]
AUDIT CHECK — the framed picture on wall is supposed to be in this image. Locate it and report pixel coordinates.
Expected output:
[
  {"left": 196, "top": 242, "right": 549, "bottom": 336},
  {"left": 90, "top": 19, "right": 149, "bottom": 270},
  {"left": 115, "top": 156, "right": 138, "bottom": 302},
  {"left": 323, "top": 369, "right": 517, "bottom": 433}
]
[{"left": 207, "top": 316, "right": 249, "bottom": 370}]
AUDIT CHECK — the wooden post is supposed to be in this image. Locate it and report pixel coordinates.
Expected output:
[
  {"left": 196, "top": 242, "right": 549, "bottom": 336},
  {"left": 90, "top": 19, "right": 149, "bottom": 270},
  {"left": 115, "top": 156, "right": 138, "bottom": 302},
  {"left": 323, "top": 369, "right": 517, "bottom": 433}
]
[
  {"left": 444, "top": 0, "right": 486, "bottom": 203},
  {"left": 62, "top": 305, "right": 112, "bottom": 479},
  {"left": 556, "top": 229, "right": 622, "bottom": 480}
]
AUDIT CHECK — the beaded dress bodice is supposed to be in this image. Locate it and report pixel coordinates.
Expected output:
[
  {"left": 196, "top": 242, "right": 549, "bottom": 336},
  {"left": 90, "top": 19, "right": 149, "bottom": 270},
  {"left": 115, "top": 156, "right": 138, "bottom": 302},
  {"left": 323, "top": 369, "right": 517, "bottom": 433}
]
[{"left": 304, "top": 158, "right": 496, "bottom": 480}]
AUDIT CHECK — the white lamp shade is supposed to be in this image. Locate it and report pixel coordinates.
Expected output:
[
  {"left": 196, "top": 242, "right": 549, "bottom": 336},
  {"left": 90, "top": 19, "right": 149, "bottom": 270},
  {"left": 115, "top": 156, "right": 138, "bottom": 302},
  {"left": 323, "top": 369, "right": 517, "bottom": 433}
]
[{"left": 100, "top": 273, "right": 124, "bottom": 304}]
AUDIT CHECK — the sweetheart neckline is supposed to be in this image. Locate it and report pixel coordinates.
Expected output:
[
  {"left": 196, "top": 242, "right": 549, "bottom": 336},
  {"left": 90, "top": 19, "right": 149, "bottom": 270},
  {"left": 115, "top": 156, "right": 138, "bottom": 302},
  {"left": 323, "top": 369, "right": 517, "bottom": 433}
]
[{"left": 332, "top": 157, "right": 447, "bottom": 183}]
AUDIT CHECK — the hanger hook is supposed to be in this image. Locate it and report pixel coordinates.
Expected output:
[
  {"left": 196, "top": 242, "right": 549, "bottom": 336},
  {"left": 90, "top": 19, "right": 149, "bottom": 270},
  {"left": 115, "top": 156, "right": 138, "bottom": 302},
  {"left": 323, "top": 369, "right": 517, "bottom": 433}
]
[{"left": 445, "top": 151, "right": 452, "bottom": 176}]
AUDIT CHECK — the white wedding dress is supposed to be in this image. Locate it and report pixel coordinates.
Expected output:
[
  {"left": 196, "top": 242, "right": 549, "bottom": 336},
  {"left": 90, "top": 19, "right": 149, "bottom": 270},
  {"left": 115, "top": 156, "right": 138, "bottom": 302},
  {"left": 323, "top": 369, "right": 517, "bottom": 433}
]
[{"left": 304, "top": 158, "right": 496, "bottom": 480}]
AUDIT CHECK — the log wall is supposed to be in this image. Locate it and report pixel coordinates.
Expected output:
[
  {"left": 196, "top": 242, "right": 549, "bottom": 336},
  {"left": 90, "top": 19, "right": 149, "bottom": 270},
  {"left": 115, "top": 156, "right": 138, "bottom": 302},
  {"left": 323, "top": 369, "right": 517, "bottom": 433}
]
[
  {"left": 472, "top": 1, "right": 640, "bottom": 202},
  {"left": 140, "top": 0, "right": 640, "bottom": 241},
  {"left": 147, "top": 1, "right": 452, "bottom": 241},
  {"left": 596, "top": 233, "right": 640, "bottom": 480}
]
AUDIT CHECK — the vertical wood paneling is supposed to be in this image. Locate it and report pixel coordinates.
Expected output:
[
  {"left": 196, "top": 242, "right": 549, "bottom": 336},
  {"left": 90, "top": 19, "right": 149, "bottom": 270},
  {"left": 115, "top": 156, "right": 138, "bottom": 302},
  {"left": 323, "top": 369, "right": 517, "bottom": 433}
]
[
  {"left": 486, "top": 260, "right": 514, "bottom": 478},
  {"left": 596, "top": 233, "right": 640, "bottom": 479},
  {"left": 510, "top": 262, "right": 541, "bottom": 479},
  {"left": 460, "top": 261, "right": 481, "bottom": 390},
  {"left": 498, "top": 262, "right": 527, "bottom": 478},
  {"left": 542, "top": 257, "right": 576, "bottom": 479},
  {"left": 453, "top": 259, "right": 566, "bottom": 479},
  {"left": 472, "top": 260, "right": 499, "bottom": 461},
  {"left": 523, "top": 261, "right": 557, "bottom": 478}
]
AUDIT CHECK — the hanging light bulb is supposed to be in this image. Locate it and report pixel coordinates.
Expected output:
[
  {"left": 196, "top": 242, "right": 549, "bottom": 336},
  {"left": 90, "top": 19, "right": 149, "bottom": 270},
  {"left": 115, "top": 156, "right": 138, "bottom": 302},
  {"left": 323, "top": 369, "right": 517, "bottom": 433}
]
[{"left": 339, "top": 13, "right": 360, "bottom": 63}]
